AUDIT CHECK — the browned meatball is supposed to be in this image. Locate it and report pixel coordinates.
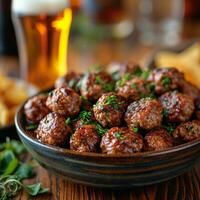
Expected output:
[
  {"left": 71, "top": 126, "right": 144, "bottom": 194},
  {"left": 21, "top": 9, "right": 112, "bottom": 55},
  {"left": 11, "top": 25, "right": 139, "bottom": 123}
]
[
  {"left": 116, "top": 77, "right": 150, "bottom": 102},
  {"left": 119, "top": 61, "right": 142, "bottom": 76},
  {"left": 70, "top": 125, "right": 99, "bottom": 153},
  {"left": 172, "top": 120, "right": 200, "bottom": 142},
  {"left": 125, "top": 98, "right": 163, "bottom": 130},
  {"left": 101, "top": 127, "right": 143, "bottom": 154},
  {"left": 148, "top": 68, "right": 184, "bottom": 95},
  {"left": 36, "top": 112, "right": 71, "bottom": 146},
  {"left": 46, "top": 87, "right": 81, "bottom": 117},
  {"left": 80, "top": 71, "right": 114, "bottom": 101},
  {"left": 144, "top": 129, "right": 173, "bottom": 151},
  {"left": 159, "top": 91, "right": 195, "bottom": 123},
  {"left": 24, "top": 95, "right": 50, "bottom": 123},
  {"left": 93, "top": 93, "right": 126, "bottom": 128},
  {"left": 54, "top": 71, "right": 82, "bottom": 91},
  {"left": 180, "top": 80, "right": 200, "bottom": 101}
]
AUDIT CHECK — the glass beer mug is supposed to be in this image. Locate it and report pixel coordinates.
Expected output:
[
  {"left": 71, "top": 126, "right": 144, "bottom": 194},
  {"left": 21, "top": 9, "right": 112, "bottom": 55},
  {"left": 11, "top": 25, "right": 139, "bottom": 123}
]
[{"left": 12, "top": 0, "right": 72, "bottom": 89}]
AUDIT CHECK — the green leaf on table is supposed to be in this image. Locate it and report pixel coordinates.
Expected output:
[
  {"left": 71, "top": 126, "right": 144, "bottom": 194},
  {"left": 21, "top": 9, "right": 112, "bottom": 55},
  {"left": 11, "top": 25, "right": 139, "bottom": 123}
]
[
  {"left": 15, "top": 163, "right": 35, "bottom": 180},
  {"left": 0, "top": 150, "right": 19, "bottom": 175},
  {"left": 25, "top": 183, "right": 49, "bottom": 196},
  {"left": 1, "top": 139, "right": 26, "bottom": 155}
]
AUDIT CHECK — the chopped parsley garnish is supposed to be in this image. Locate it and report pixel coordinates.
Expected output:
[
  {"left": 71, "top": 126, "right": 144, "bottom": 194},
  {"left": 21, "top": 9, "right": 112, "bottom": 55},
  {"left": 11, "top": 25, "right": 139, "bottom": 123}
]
[
  {"left": 134, "top": 67, "right": 143, "bottom": 77},
  {"left": 104, "top": 95, "right": 124, "bottom": 110},
  {"left": 162, "top": 76, "right": 171, "bottom": 87},
  {"left": 140, "top": 70, "right": 150, "bottom": 80},
  {"left": 65, "top": 118, "right": 71, "bottom": 125},
  {"left": 131, "top": 83, "right": 137, "bottom": 89},
  {"left": 78, "top": 111, "right": 92, "bottom": 124},
  {"left": 163, "top": 123, "right": 176, "bottom": 133},
  {"left": 94, "top": 123, "right": 108, "bottom": 137},
  {"left": 95, "top": 76, "right": 115, "bottom": 92},
  {"left": 147, "top": 82, "right": 155, "bottom": 92},
  {"left": 102, "top": 82, "right": 115, "bottom": 92},
  {"left": 95, "top": 75, "right": 102, "bottom": 84},
  {"left": 163, "top": 108, "right": 169, "bottom": 117},
  {"left": 26, "top": 124, "right": 38, "bottom": 131},
  {"left": 114, "top": 132, "right": 126, "bottom": 140},
  {"left": 132, "top": 127, "right": 139, "bottom": 133},
  {"left": 117, "top": 73, "right": 132, "bottom": 87}
]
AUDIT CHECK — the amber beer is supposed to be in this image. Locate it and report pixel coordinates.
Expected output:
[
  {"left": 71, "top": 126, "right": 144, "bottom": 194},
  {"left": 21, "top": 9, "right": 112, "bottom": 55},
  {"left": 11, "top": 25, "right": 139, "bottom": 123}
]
[{"left": 12, "top": 0, "right": 72, "bottom": 89}]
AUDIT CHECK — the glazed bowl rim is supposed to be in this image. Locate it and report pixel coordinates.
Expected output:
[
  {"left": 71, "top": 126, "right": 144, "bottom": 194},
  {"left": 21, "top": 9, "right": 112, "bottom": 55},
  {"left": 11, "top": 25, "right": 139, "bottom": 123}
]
[{"left": 15, "top": 96, "right": 200, "bottom": 158}]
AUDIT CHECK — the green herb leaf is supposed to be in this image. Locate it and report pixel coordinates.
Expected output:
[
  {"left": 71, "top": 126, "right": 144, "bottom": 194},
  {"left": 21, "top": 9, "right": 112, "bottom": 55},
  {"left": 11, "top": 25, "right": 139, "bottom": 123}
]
[
  {"left": 15, "top": 164, "right": 35, "bottom": 180},
  {"left": 25, "top": 183, "right": 48, "bottom": 196},
  {"left": 114, "top": 132, "right": 126, "bottom": 140},
  {"left": 131, "top": 83, "right": 137, "bottom": 89},
  {"left": 65, "top": 118, "right": 71, "bottom": 125},
  {"left": 163, "top": 108, "right": 169, "bottom": 117},
  {"left": 0, "top": 151, "right": 19, "bottom": 175},
  {"left": 26, "top": 124, "right": 38, "bottom": 131},
  {"left": 140, "top": 70, "right": 150, "bottom": 80},
  {"left": 133, "top": 127, "right": 139, "bottom": 133},
  {"left": 162, "top": 76, "right": 171, "bottom": 87},
  {"left": 94, "top": 123, "right": 108, "bottom": 137}
]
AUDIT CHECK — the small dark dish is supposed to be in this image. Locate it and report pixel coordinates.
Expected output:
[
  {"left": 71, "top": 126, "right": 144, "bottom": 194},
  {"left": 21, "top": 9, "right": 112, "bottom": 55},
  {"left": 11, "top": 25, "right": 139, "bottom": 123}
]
[{"left": 15, "top": 99, "right": 200, "bottom": 188}]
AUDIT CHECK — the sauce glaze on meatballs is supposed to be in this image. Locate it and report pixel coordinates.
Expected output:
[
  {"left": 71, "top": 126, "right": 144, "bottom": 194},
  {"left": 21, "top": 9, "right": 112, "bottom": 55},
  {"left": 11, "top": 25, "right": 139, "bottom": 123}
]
[
  {"left": 172, "top": 120, "right": 200, "bottom": 142},
  {"left": 159, "top": 91, "right": 195, "bottom": 123},
  {"left": 148, "top": 68, "right": 184, "bottom": 95},
  {"left": 101, "top": 127, "right": 143, "bottom": 154},
  {"left": 116, "top": 77, "right": 150, "bottom": 102},
  {"left": 93, "top": 93, "right": 126, "bottom": 127},
  {"left": 36, "top": 112, "right": 71, "bottom": 146},
  {"left": 125, "top": 98, "right": 163, "bottom": 130},
  {"left": 46, "top": 87, "right": 81, "bottom": 117},
  {"left": 144, "top": 129, "right": 173, "bottom": 151},
  {"left": 70, "top": 125, "right": 99, "bottom": 152},
  {"left": 80, "top": 71, "right": 114, "bottom": 101},
  {"left": 24, "top": 95, "right": 50, "bottom": 123}
]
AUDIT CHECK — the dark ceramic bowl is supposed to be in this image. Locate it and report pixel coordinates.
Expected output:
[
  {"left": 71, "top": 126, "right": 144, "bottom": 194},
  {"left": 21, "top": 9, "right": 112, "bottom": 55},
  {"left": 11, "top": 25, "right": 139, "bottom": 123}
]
[{"left": 15, "top": 98, "right": 200, "bottom": 188}]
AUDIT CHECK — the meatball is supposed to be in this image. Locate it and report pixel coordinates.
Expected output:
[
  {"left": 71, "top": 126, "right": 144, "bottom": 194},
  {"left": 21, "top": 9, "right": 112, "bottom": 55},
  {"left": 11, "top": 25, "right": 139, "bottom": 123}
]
[
  {"left": 119, "top": 61, "right": 142, "bottom": 76},
  {"left": 172, "top": 120, "right": 200, "bottom": 142},
  {"left": 24, "top": 95, "right": 50, "bottom": 123},
  {"left": 148, "top": 68, "right": 184, "bottom": 95},
  {"left": 101, "top": 127, "right": 143, "bottom": 154},
  {"left": 36, "top": 112, "right": 71, "bottom": 146},
  {"left": 54, "top": 71, "right": 82, "bottom": 91},
  {"left": 46, "top": 87, "right": 81, "bottom": 117},
  {"left": 93, "top": 93, "right": 126, "bottom": 127},
  {"left": 180, "top": 80, "right": 200, "bottom": 101},
  {"left": 144, "top": 129, "right": 173, "bottom": 151},
  {"left": 70, "top": 125, "right": 99, "bottom": 153},
  {"left": 159, "top": 91, "right": 195, "bottom": 123},
  {"left": 80, "top": 71, "right": 114, "bottom": 101},
  {"left": 116, "top": 77, "right": 150, "bottom": 102},
  {"left": 125, "top": 98, "right": 163, "bottom": 130}
]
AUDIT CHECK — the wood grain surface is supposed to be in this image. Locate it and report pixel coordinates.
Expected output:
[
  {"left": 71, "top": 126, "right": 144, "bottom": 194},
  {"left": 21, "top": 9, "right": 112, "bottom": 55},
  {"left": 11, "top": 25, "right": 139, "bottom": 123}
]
[{"left": 15, "top": 163, "right": 200, "bottom": 200}]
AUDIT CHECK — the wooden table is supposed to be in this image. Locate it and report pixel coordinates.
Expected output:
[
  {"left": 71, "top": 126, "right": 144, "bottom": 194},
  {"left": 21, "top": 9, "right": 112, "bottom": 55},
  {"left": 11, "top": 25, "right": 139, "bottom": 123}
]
[{"left": 1, "top": 21, "right": 200, "bottom": 200}]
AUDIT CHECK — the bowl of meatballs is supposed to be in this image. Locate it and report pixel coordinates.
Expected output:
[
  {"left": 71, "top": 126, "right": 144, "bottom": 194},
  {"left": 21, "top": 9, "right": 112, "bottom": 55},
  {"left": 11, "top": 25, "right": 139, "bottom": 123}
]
[{"left": 15, "top": 63, "right": 200, "bottom": 188}]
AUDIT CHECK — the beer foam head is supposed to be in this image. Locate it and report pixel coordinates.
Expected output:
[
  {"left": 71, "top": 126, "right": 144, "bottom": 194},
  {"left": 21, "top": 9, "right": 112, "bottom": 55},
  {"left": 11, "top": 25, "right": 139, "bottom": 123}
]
[{"left": 12, "top": 0, "right": 69, "bottom": 15}]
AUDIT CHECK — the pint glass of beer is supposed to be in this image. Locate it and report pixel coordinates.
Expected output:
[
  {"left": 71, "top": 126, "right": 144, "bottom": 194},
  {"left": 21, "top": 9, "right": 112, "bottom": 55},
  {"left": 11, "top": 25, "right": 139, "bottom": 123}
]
[{"left": 12, "top": 0, "right": 72, "bottom": 89}]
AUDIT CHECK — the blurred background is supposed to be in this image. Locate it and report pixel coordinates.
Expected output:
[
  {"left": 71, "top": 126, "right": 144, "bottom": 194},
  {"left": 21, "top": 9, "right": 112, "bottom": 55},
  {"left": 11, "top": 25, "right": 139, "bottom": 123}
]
[{"left": 0, "top": 0, "right": 200, "bottom": 75}]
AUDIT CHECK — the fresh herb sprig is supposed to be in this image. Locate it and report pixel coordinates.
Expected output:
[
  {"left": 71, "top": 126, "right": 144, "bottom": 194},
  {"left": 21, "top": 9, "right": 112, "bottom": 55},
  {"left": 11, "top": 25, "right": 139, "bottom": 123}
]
[{"left": 0, "top": 139, "right": 48, "bottom": 199}]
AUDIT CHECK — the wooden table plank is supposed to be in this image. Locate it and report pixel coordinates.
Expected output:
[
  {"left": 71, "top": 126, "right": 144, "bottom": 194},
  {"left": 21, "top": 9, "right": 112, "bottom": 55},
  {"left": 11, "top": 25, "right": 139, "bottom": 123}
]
[{"left": 16, "top": 163, "right": 200, "bottom": 200}]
